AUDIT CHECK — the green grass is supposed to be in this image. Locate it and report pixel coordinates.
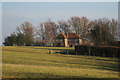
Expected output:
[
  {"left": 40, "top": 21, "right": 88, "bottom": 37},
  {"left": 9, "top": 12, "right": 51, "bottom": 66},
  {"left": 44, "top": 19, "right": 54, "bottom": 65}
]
[{"left": 2, "top": 46, "right": 119, "bottom": 78}]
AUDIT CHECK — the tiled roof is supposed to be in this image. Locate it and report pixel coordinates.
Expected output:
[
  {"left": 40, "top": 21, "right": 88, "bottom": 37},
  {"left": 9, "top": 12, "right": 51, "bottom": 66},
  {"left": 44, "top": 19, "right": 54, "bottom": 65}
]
[
  {"left": 56, "top": 33, "right": 66, "bottom": 39},
  {"left": 57, "top": 33, "right": 81, "bottom": 39}
]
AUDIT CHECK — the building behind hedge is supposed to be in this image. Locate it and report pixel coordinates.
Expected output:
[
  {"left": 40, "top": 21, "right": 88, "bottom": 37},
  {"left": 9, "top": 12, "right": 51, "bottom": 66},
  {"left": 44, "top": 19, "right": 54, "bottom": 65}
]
[{"left": 54, "top": 33, "right": 82, "bottom": 47}]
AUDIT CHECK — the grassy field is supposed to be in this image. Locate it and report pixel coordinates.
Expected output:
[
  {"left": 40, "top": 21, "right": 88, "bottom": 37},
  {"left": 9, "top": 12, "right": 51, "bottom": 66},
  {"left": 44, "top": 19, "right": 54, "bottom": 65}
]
[{"left": 2, "top": 46, "right": 119, "bottom": 78}]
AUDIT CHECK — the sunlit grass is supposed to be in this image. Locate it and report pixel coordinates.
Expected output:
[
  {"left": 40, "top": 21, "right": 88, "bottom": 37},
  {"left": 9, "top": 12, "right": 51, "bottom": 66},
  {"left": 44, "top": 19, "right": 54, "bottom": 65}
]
[{"left": 2, "top": 46, "right": 119, "bottom": 78}]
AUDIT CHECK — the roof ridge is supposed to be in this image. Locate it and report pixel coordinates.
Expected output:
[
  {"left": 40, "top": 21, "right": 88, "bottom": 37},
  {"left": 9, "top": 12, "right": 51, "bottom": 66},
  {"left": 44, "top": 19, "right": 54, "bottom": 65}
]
[{"left": 60, "top": 33, "right": 81, "bottom": 39}]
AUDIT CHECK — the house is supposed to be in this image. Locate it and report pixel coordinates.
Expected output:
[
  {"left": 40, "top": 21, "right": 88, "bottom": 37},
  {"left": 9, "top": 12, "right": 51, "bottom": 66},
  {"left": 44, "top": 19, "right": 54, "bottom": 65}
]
[{"left": 55, "top": 33, "right": 82, "bottom": 47}]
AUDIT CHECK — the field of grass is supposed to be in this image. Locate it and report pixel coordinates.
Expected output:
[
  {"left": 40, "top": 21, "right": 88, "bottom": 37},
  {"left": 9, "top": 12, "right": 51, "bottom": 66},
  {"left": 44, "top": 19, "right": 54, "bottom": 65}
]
[{"left": 2, "top": 46, "right": 119, "bottom": 78}]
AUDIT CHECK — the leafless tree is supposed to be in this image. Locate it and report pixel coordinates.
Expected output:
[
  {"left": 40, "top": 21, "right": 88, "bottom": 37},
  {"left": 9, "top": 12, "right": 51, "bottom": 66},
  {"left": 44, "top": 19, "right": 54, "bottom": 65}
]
[
  {"left": 57, "top": 21, "right": 72, "bottom": 34},
  {"left": 37, "top": 20, "right": 57, "bottom": 46},
  {"left": 16, "top": 22, "right": 35, "bottom": 46},
  {"left": 69, "top": 16, "right": 91, "bottom": 40},
  {"left": 90, "top": 18, "right": 118, "bottom": 46}
]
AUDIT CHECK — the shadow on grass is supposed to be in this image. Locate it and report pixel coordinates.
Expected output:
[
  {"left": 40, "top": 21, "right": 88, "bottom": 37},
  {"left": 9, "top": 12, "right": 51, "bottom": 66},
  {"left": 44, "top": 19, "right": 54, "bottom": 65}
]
[
  {"left": 34, "top": 47, "right": 74, "bottom": 50},
  {"left": 34, "top": 47, "right": 75, "bottom": 55},
  {"left": 4, "top": 49, "right": 43, "bottom": 54},
  {"left": 85, "top": 58, "right": 120, "bottom": 63},
  {"left": 2, "top": 72, "right": 119, "bottom": 79},
  {"left": 3, "top": 72, "right": 87, "bottom": 78},
  {"left": 56, "top": 50, "right": 119, "bottom": 72},
  {"left": 34, "top": 48, "right": 119, "bottom": 72},
  {"left": 55, "top": 50, "right": 75, "bottom": 55},
  {"left": 96, "top": 65, "right": 119, "bottom": 72}
]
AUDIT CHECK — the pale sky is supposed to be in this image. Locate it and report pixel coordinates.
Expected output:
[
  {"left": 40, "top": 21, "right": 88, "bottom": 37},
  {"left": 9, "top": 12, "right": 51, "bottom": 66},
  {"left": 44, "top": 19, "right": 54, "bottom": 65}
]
[{"left": 2, "top": 2, "right": 118, "bottom": 44}]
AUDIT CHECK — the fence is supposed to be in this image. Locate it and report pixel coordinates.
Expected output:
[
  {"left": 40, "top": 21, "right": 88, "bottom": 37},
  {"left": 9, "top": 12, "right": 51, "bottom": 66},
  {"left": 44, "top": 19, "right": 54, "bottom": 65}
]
[{"left": 49, "top": 49, "right": 75, "bottom": 55}]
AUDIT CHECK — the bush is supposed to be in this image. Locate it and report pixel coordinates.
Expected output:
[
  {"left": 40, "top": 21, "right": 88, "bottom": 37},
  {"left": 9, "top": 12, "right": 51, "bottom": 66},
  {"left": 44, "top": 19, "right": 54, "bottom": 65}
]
[{"left": 75, "top": 45, "right": 120, "bottom": 58}]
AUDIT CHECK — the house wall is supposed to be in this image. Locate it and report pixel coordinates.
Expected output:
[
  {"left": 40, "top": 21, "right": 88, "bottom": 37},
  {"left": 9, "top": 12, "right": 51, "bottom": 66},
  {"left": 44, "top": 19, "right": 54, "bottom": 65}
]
[
  {"left": 65, "top": 38, "right": 68, "bottom": 47},
  {"left": 55, "top": 38, "right": 82, "bottom": 47},
  {"left": 79, "top": 39, "right": 82, "bottom": 44},
  {"left": 54, "top": 39, "right": 65, "bottom": 47},
  {"left": 55, "top": 33, "right": 82, "bottom": 47},
  {"left": 68, "top": 38, "right": 81, "bottom": 47}
]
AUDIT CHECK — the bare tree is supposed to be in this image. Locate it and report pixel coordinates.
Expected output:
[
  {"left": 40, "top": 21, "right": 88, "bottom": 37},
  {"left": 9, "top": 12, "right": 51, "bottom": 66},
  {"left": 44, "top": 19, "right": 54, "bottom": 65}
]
[
  {"left": 109, "top": 19, "right": 118, "bottom": 40},
  {"left": 90, "top": 18, "right": 118, "bottom": 46},
  {"left": 69, "top": 16, "right": 91, "bottom": 40},
  {"left": 44, "top": 20, "right": 57, "bottom": 46},
  {"left": 3, "top": 17, "right": 119, "bottom": 47},
  {"left": 16, "top": 22, "right": 35, "bottom": 46},
  {"left": 57, "top": 21, "right": 71, "bottom": 34},
  {"left": 36, "top": 23, "right": 46, "bottom": 46},
  {"left": 37, "top": 20, "right": 57, "bottom": 46}
]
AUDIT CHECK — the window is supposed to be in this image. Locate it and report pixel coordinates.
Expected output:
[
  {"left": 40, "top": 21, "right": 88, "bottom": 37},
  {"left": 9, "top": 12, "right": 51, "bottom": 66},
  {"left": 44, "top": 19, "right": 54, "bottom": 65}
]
[
  {"left": 60, "top": 39, "right": 63, "bottom": 41},
  {"left": 75, "top": 39, "right": 78, "bottom": 41},
  {"left": 75, "top": 43, "right": 78, "bottom": 45},
  {"left": 68, "top": 39, "right": 71, "bottom": 41}
]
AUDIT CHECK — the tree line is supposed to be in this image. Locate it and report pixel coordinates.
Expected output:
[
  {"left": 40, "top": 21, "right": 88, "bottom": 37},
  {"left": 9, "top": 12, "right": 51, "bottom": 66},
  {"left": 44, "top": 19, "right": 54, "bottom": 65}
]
[{"left": 3, "top": 16, "right": 119, "bottom": 46}]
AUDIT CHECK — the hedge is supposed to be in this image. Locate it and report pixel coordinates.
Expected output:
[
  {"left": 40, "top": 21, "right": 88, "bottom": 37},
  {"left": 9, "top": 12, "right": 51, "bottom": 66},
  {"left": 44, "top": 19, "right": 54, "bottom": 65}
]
[{"left": 75, "top": 45, "right": 120, "bottom": 58}]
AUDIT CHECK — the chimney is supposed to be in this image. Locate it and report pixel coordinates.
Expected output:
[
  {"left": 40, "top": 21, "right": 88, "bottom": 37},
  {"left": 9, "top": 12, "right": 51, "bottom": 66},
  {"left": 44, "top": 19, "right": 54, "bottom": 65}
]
[
  {"left": 66, "top": 33, "right": 68, "bottom": 38},
  {"left": 65, "top": 33, "right": 68, "bottom": 47}
]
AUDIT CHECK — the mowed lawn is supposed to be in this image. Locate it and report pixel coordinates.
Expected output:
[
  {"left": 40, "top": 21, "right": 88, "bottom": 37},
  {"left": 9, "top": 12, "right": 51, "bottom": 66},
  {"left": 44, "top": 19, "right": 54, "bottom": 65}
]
[{"left": 2, "top": 46, "right": 119, "bottom": 78}]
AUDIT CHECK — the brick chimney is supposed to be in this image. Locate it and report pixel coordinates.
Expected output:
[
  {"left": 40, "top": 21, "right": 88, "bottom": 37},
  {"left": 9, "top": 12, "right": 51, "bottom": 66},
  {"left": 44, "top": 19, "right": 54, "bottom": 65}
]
[{"left": 65, "top": 33, "right": 68, "bottom": 47}]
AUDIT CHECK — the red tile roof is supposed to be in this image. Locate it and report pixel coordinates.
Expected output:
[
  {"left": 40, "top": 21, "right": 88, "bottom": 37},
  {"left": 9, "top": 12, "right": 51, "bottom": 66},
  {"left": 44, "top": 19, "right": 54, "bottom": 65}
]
[{"left": 57, "top": 33, "right": 81, "bottom": 39}]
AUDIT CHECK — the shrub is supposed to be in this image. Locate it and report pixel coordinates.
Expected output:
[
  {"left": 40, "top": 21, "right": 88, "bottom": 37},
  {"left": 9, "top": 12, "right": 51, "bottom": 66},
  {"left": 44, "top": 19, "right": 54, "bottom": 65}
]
[{"left": 75, "top": 45, "right": 120, "bottom": 58}]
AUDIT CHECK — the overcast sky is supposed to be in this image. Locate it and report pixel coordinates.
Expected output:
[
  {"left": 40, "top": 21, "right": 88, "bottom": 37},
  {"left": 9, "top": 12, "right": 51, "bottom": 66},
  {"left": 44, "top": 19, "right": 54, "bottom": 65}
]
[{"left": 2, "top": 2, "right": 118, "bottom": 43}]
